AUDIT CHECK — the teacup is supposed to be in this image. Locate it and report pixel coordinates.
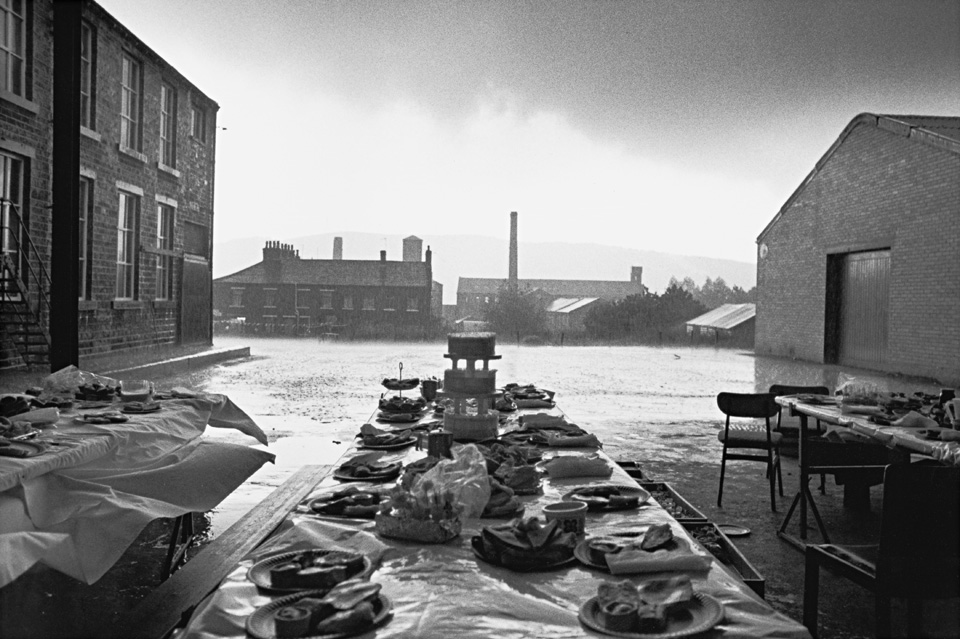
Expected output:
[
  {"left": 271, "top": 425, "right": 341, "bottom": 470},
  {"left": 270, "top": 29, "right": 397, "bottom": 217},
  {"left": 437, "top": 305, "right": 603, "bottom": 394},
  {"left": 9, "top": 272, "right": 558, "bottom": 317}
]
[{"left": 543, "top": 501, "right": 587, "bottom": 535}]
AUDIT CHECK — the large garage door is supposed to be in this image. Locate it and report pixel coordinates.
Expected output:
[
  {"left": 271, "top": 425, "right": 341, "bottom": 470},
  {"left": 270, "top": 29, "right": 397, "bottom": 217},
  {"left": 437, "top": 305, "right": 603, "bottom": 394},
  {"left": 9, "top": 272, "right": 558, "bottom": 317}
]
[{"left": 838, "top": 250, "right": 890, "bottom": 368}]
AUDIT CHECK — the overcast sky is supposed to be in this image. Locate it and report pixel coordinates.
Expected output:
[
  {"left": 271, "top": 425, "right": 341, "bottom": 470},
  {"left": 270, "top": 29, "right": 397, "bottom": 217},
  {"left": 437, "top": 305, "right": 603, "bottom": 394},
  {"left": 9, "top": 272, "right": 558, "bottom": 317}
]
[{"left": 100, "top": 0, "right": 960, "bottom": 263}]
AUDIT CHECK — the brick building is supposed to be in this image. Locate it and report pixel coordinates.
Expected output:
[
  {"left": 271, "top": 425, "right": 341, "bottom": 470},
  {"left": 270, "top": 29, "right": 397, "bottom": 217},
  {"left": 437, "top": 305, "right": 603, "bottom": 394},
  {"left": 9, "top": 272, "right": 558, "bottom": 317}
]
[
  {"left": 0, "top": 0, "right": 218, "bottom": 368},
  {"left": 755, "top": 113, "right": 960, "bottom": 384},
  {"left": 213, "top": 236, "right": 442, "bottom": 339},
  {"left": 456, "top": 269, "right": 644, "bottom": 323}
]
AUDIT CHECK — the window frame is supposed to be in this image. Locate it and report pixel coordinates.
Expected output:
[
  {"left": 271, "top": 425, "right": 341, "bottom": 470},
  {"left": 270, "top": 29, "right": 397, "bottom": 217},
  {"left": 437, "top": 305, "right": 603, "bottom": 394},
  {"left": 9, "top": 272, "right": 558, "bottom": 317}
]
[
  {"left": 362, "top": 295, "right": 375, "bottom": 311},
  {"left": 319, "top": 290, "right": 333, "bottom": 310},
  {"left": 407, "top": 297, "right": 419, "bottom": 312},
  {"left": 78, "top": 176, "right": 93, "bottom": 299},
  {"left": 296, "top": 287, "right": 310, "bottom": 310},
  {"left": 120, "top": 52, "right": 142, "bottom": 151},
  {"left": 155, "top": 202, "right": 175, "bottom": 300},
  {"left": 80, "top": 21, "right": 95, "bottom": 129},
  {"left": 230, "top": 287, "right": 244, "bottom": 308},
  {"left": 159, "top": 82, "right": 177, "bottom": 168},
  {"left": 190, "top": 105, "right": 206, "bottom": 143},
  {"left": 342, "top": 295, "right": 353, "bottom": 311},
  {"left": 263, "top": 287, "right": 277, "bottom": 308},
  {"left": 115, "top": 190, "right": 140, "bottom": 300},
  {"left": 0, "top": 0, "right": 26, "bottom": 99},
  {"left": 0, "top": 150, "right": 24, "bottom": 298}
]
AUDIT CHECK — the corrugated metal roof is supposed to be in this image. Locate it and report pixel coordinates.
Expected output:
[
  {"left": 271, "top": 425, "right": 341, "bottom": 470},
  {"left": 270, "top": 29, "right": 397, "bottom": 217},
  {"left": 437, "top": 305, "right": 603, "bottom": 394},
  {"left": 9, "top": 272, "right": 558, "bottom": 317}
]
[
  {"left": 215, "top": 258, "right": 430, "bottom": 288},
  {"left": 458, "top": 277, "right": 641, "bottom": 299},
  {"left": 686, "top": 303, "right": 756, "bottom": 330},
  {"left": 546, "top": 297, "right": 600, "bottom": 313}
]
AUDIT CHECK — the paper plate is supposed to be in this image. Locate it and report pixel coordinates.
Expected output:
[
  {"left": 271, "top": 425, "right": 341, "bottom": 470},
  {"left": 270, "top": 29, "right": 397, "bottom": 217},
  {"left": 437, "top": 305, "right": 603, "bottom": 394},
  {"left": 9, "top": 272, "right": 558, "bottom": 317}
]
[
  {"left": 246, "top": 591, "right": 391, "bottom": 639},
  {"left": 471, "top": 537, "right": 577, "bottom": 573},
  {"left": 579, "top": 592, "right": 724, "bottom": 638},
  {"left": 716, "top": 524, "right": 751, "bottom": 537},
  {"left": 562, "top": 486, "right": 651, "bottom": 511},
  {"left": 247, "top": 550, "right": 373, "bottom": 592},
  {"left": 573, "top": 537, "right": 693, "bottom": 573},
  {"left": 333, "top": 462, "right": 402, "bottom": 483},
  {"left": 0, "top": 439, "right": 47, "bottom": 458},
  {"left": 375, "top": 412, "right": 422, "bottom": 424},
  {"left": 357, "top": 435, "right": 417, "bottom": 451}
]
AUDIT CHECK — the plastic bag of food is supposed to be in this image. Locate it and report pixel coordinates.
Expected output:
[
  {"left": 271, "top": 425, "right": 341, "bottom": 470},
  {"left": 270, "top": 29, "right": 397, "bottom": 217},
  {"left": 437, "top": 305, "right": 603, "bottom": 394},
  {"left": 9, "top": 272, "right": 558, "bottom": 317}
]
[
  {"left": 412, "top": 444, "right": 491, "bottom": 518},
  {"left": 835, "top": 373, "right": 889, "bottom": 406}
]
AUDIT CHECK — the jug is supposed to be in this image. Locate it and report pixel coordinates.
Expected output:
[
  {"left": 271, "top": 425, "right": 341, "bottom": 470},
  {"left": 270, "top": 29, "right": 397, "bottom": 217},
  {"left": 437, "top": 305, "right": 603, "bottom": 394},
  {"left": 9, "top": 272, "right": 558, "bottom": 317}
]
[{"left": 945, "top": 398, "right": 960, "bottom": 428}]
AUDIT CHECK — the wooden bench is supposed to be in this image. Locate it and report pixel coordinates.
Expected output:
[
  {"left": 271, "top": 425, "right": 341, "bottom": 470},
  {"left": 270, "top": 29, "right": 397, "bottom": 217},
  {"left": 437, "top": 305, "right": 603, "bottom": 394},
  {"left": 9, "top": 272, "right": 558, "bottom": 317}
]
[{"left": 107, "top": 464, "right": 332, "bottom": 639}]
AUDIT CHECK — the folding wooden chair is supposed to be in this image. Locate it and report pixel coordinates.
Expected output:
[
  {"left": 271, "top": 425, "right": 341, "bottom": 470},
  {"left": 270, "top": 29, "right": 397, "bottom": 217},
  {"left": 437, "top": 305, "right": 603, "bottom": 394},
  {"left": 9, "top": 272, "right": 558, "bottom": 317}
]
[
  {"left": 803, "top": 463, "right": 960, "bottom": 638},
  {"left": 716, "top": 392, "right": 783, "bottom": 512}
]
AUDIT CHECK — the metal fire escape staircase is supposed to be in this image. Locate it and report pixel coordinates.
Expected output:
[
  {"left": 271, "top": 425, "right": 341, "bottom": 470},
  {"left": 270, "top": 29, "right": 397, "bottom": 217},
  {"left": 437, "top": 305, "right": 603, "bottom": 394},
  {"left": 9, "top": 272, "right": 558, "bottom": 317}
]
[{"left": 0, "top": 199, "right": 52, "bottom": 369}]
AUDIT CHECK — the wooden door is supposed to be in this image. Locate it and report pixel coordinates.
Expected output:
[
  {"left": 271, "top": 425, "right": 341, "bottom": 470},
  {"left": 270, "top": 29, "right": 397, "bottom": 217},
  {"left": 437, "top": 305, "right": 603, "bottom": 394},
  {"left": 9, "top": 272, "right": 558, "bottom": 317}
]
[
  {"left": 180, "top": 255, "right": 211, "bottom": 344},
  {"left": 837, "top": 250, "right": 890, "bottom": 368}
]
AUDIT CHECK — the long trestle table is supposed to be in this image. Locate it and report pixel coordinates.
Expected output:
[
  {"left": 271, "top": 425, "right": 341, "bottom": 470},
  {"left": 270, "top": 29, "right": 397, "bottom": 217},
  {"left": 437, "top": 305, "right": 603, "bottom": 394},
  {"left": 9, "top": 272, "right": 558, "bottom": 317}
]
[{"left": 175, "top": 402, "right": 811, "bottom": 638}]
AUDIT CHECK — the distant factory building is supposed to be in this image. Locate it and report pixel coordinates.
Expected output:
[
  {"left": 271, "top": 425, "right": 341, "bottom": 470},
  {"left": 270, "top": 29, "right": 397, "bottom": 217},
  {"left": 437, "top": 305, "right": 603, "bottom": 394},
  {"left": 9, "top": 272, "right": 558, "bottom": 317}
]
[
  {"left": 755, "top": 113, "right": 960, "bottom": 384},
  {"left": 686, "top": 303, "right": 756, "bottom": 347},
  {"left": 456, "top": 212, "right": 644, "bottom": 326},
  {"left": 213, "top": 236, "right": 442, "bottom": 339}
]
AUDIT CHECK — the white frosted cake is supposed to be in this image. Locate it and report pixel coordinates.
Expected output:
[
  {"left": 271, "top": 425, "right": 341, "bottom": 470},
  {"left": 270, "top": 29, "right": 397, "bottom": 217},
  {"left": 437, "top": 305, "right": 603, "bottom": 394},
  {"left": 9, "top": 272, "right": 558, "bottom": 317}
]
[{"left": 443, "top": 369, "right": 497, "bottom": 396}]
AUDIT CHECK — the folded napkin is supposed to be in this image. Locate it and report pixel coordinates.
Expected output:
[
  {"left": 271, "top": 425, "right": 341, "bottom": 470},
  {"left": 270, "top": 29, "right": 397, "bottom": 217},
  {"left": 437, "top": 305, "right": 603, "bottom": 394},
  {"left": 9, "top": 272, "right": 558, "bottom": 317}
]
[
  {"left": 545, "top": 431, "right": 602, "bottom": 448},
  {"left": 893, "top": 411, "right": 939, "bottom": 429},
  {"left": 541, "top": 454, "right": 611, "bottom": 478},
  {"left": 606, "top": 546, "right": 711, "bottom": 575}
]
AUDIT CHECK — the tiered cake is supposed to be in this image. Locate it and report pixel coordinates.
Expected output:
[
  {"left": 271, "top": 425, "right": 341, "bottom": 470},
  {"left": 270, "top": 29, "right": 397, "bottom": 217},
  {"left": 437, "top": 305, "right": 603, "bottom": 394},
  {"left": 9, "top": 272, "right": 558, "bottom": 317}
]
[{"left": 442, "top": 332, "right": 500, "bottom": 441}]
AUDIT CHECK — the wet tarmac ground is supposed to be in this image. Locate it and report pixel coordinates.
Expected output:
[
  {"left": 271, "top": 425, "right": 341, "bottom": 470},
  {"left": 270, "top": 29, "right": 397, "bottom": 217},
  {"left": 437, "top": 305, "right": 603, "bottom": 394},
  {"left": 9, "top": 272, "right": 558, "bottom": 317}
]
[{"left": 2, "top": 337, "right": 958, "bottom": 638}]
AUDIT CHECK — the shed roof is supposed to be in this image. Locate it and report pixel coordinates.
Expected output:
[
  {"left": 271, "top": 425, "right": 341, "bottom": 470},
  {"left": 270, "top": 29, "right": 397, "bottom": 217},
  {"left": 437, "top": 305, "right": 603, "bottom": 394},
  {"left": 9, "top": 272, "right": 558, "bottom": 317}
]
[
  {"left": 215, "top": 259, "right": 430, "bottom": 288},
  {"left": 545, "top": 297, "right": 600, "bottom": 313},
  {"left": 686, "top": 303, "right": 756, "bottom": 330},
  {"left": 758, "top": 113, "right": 960, "bottom": 242}
]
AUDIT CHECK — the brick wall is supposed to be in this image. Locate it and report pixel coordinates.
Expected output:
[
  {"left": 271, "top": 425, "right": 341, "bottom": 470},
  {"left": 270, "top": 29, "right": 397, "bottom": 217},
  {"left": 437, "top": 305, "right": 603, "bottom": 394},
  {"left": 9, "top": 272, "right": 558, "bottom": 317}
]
[
  {"left": 756, "top": 120, "right": 960, "bottom": 384},
  {"left": 1, "top": 0, "right": 218, "bottom": 363}
]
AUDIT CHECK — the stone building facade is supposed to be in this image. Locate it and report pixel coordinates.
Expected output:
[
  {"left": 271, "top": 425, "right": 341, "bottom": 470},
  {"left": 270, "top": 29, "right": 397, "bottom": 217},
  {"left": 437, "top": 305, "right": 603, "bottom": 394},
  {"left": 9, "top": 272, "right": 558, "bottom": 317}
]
[
  {"left": 755, "top": 114, "right": 960, "bottom": 385},
  {"left": 213, "top": 237, "right": 442, "bottom": 339},
  {"left": 0, "top": 0, "right": 218, "bottom": 367}
]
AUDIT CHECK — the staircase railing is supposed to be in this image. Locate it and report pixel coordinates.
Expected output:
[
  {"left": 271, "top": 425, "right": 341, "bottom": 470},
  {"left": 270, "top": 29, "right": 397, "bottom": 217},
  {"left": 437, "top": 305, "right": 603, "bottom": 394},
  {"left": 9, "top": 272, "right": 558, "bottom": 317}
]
[{"left": 0, "top": 198, "right": 52, "bottom": 361}]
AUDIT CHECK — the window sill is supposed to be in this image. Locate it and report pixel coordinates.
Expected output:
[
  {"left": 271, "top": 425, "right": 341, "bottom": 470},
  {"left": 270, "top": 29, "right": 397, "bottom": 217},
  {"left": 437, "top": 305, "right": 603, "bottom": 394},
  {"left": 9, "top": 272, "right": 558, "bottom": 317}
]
[
  {"left": 80, "top": 126, "right": 101, "bottom": 142},
  {"left": 152, "top": 300, "right": 176, "bottom": 309},
  {"left": 118, "top": 145, "right": 148, "bottom": 163},
  {"left": 78, "top": 300, "right": 97, "bottom": 311},
  {"left": 0, "top": 90, "right": 39, "bottom": 114},
  {"left": 112, "top": 300, "right": 143, "bottom": 310},
  {"left": 406, "top": 309, "right": 419, "bottom": 312},
  {"left": 157, "top": 162, "right": 181, "bottom": 179}
]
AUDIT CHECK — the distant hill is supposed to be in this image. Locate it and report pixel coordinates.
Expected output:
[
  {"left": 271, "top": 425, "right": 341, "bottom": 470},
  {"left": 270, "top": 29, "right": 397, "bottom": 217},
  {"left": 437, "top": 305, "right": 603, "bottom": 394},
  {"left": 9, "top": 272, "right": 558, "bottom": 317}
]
[{"left": 212, "top": 232, "right": 756, "bottom": 304}]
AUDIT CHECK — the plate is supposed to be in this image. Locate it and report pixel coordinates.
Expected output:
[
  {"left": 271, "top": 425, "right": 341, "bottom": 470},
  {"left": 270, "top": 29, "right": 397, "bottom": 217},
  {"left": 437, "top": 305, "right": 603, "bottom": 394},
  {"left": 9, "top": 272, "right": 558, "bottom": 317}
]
[
  {"left": 357, "top": 434, "right": 417, "bottom": 450},
  {"left": 246, "top": 591, "right": 391, "bottom": 639},
  {"left": 573, "top": 537, "right": 693, "bottom": 573},
  {"left": 562, "top": 486, "right": 651, "bottom": 512},
  {"left": 480, "top": 504, "right": 525, "bottom": 519},
  {"left": 76, "top": 412, "right": 129, "bottom": 424},
  {"left": 716, "top": 524, "right": 751, "bottom": 537},
  {"left": 471, "top": 538, "right": 577, "bottom": 573},
  {"left": 333, "top": 462, "right": 402, "bottom": 483},
  {"left": 375, "top": 412, "right": 422, "bottom": 424},
  {"left": 578, "top": 592, "right": 724, "bottom": 638},
  {"left": 247, "top": 550, "right": 374, "bottom": 592},
  {"left": 0, "top": 439, "right": 47, "bottom": 458},
  {"left": 121, "top": 403, "right": 161, "bottom": 414}
]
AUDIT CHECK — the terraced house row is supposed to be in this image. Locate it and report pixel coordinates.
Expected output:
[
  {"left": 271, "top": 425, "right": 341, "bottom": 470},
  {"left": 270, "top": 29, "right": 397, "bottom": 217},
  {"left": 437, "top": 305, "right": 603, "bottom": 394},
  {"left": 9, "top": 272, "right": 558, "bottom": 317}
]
[{"left": 0, "top": 0, "right": 218, "bottom": 368}]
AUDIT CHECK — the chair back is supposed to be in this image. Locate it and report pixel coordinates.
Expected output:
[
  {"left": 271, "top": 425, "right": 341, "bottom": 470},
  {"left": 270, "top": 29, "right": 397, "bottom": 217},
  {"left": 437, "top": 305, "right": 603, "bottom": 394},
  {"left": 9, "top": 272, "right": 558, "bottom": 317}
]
[
  {"left": 768, "top": 384, "right": 830, "bottom": 397},
  {"left": 717, "top": 392, "right": 780, "bottom": 419},
  {"left": 876, "top": 463, "right": 960, "bottom": 599}
]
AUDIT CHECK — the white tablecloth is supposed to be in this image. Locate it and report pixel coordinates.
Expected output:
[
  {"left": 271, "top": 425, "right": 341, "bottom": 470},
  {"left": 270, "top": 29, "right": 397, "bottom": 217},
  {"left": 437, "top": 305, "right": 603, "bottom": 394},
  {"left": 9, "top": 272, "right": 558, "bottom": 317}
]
[{"left": 0, "top": 395, "right": 273, "bottom": 587}]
